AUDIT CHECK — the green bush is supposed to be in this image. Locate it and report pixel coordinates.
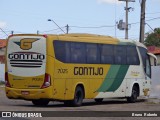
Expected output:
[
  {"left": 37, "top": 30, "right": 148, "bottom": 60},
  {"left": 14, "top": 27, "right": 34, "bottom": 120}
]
[{"left": 0, "top": 81, "right": 5, "bottom": 85}]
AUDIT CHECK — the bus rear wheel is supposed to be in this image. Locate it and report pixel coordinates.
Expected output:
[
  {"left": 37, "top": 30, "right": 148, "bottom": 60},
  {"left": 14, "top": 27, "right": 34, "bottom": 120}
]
[
  {"left": 70, "top": 86, "right": 84, "bottom": 107},
  {"left": 127, "top": 86, "right": 138, "bottom": 103},
  {"left": 32, "top": 99, "right": 49, "bottom": 106}
]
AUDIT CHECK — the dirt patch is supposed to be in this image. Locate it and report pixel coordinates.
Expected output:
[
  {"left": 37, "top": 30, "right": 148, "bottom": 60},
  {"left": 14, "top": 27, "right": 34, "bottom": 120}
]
[
  {"left": 146, "top": 98, "right": 160, "bottom": 104},
  {"left": 0, "top": 86, "right": 5, "bottom": 95}
]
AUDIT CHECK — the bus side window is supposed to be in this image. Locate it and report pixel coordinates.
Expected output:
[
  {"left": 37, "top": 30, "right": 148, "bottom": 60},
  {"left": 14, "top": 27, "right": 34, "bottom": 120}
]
[
  {"left": 101, "top": 44, "right": 114, "bottom": 64},
  {"left": 126, "top": 46, "right": 140, "bottom": 65},
  {"left": 54, "top": 40, "right": 66, "bottom": 62},
  {"left": 70, "top": 42, "right": 86, "bottom": 63},
  {"left": 86, "top": 44, "right": 100, "bottom": 64},
  {"left": 114, "top": 45, "right": 127, "bottom": 65}
]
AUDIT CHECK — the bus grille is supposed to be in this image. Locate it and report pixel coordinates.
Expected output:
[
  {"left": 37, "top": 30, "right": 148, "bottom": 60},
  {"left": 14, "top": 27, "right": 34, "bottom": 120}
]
[{"left": 10, "top": 60, "right": 42, "bottom": 68}]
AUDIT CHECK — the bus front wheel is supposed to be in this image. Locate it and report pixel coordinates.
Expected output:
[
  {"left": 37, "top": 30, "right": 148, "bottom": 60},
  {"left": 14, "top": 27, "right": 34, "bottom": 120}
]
[
  {"left": 127, "top": 86, "right": 138, "bottom": 103},
  {"left": 32, "top": 99, "right": 49, "bottom": 106}
]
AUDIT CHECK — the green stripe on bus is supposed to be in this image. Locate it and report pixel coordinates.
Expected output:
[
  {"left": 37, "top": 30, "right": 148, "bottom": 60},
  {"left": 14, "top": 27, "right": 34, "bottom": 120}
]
[
  {"left": 97, "top": 65, "right": 120, "bottom": 92},
  {"left": 106, "top": 65, "right": 129, "bottom": 92}
]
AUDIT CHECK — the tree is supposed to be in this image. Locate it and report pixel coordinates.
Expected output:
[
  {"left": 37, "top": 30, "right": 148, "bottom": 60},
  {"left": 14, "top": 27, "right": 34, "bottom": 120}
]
[{"left": 144, "top": 28, "right": 160, "bottom": 47}]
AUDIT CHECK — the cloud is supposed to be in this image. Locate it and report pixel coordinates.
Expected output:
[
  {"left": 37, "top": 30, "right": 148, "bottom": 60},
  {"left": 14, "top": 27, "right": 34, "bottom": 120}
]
[
  {"left": 97, "top": 0, "right": 123, "bottom": 4},
  {"left": 0, "top": 21, "right": 7, "bottom": 28}
]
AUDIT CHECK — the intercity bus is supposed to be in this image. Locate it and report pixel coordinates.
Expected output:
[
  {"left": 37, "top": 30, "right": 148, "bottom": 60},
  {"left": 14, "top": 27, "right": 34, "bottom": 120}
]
[{"left": 5, "top": 34, "right": 156, "bottom": 106}]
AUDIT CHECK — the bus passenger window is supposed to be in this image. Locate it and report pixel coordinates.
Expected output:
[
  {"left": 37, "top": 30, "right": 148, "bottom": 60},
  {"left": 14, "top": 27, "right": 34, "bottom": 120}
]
[
  {"left": 86, "top": 44, "right": 100, "bottom": 64},
  {"left": 114, "top": 45, "right": 127, "bottom": 64},
  {"left": 54, "top": 40, "right": 66, "bottom": 62},
  {"left": 126, "top": 46, "right": 140, "bottom": 65},
  {"left": 70, "top": 42, "right": 86, "bottom": 63},
  {"left": 101, "top": 45, "right": 114, "bottom": 64}
]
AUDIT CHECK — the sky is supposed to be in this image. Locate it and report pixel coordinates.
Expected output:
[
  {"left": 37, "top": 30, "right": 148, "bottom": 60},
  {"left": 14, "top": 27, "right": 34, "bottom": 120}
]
[{"left": 0, "top": 0, "right": 160, "bottom": 40}]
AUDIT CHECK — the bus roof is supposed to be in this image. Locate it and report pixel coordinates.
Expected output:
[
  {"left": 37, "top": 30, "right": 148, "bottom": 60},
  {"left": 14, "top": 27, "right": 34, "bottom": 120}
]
[
  {"left": 59, "top": 33, "right": 146, "bottom": 49},
  {"left": 8, "top": 33, "right": 147, "bottom": 49}
]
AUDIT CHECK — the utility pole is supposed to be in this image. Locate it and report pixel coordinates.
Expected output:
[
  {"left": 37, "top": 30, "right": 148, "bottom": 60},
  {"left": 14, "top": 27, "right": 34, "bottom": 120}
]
[
  {"left": 139, "top": 0, "right": 146, "bottom": 43},
  {"left": 66, "top": 24, "right": 69, "bottom": 34},
  {"left": 118, "top": 0, "right": 135, "bottom": 39},
  {"left": 125, "top": 0, "right": 129, "bottom": 39}
]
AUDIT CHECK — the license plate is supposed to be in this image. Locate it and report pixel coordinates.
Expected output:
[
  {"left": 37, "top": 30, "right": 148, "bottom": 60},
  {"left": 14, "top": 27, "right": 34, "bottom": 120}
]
[{"left": 21, "top": 91, "right": 30, "bottom": 95}]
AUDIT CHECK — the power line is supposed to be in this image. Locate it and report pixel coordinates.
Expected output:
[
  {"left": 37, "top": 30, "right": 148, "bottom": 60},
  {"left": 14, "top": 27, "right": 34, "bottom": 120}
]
[
  {"left": 70, "top": 17, "right": 160, "bottom": 29},
  {"left": 146, "top": 17, "right": 160, "bottom": 22},
  {"left": 0, "top": 30, "right": 11, "bottom": 33},
  {"left": 48, "top": 19, "right": 65, "bottom": 34},
  {"left": 40, "top": 27, "right": 65, "bottom": 33},
  {"left": 0, "top": 34, "right": 8, "bottom": 38},
  {"left": 145, "top": 23, "right": 154, "bottom": 32},
  {"left": 2, "top": 16, "right": 160, "bottom": 36},
  {"left": 0, "top": 28, "right": 9, "bottom": 37},
  {"left": 130, "top": 17, "right": 160, "bottom": 25},
  {"left": 70, "top": 25, "right": 115, "bottom": 29}
]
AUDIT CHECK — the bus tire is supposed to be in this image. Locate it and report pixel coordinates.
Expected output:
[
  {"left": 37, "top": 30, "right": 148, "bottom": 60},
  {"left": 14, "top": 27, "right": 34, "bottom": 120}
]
[
  {"left": 127, "top": 86, "right": 138, "bottom": 103},
  {"left": 71, "top": 86, "right": 84, "bottom": 107},
  {"left": 32, "top": 99, "right": 49, "bottom": 106},
  {"left": 94, "top": 98, "right": 103, "bottom": 103}
]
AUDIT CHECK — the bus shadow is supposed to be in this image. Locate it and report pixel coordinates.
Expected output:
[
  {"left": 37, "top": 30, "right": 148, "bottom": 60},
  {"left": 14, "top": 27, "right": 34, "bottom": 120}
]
[
  {"left": 12, "top": 99, "right": 146, "bottom": 108},
  {"left": 81, "top": 99, "right": 146, "bottom": 107}
]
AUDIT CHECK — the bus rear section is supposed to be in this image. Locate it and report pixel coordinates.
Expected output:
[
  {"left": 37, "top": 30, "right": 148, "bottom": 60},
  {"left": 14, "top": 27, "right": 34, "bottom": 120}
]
[{"left": 5, "top": 35, "right": 53, "bottom": 105}]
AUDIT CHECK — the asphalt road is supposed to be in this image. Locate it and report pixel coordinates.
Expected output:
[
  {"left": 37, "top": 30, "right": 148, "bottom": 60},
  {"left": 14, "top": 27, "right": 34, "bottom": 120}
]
[{"left": 0, "top": 86, "right": 160, "bottom": 120}]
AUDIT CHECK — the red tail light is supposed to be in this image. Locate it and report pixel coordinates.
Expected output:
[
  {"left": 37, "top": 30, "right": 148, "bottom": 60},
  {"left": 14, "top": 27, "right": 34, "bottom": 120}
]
[
  {"left": 43, "top": 34, "right": 47, "bottom": 38},
  {"left": 5, "top": 72, "right": 11, "bottom": 87},
  {"left": 41, "top": 73, "right": 51, "bottom": 88}
]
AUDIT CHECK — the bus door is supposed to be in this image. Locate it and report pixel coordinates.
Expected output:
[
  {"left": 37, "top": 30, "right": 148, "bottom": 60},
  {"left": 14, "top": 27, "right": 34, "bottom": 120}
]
[
  {"left": 143, "top": 54, "right": 151, "bottom": 96},
  {"left": 143, "top": 53, "right": 157, "bottom": 96}
]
